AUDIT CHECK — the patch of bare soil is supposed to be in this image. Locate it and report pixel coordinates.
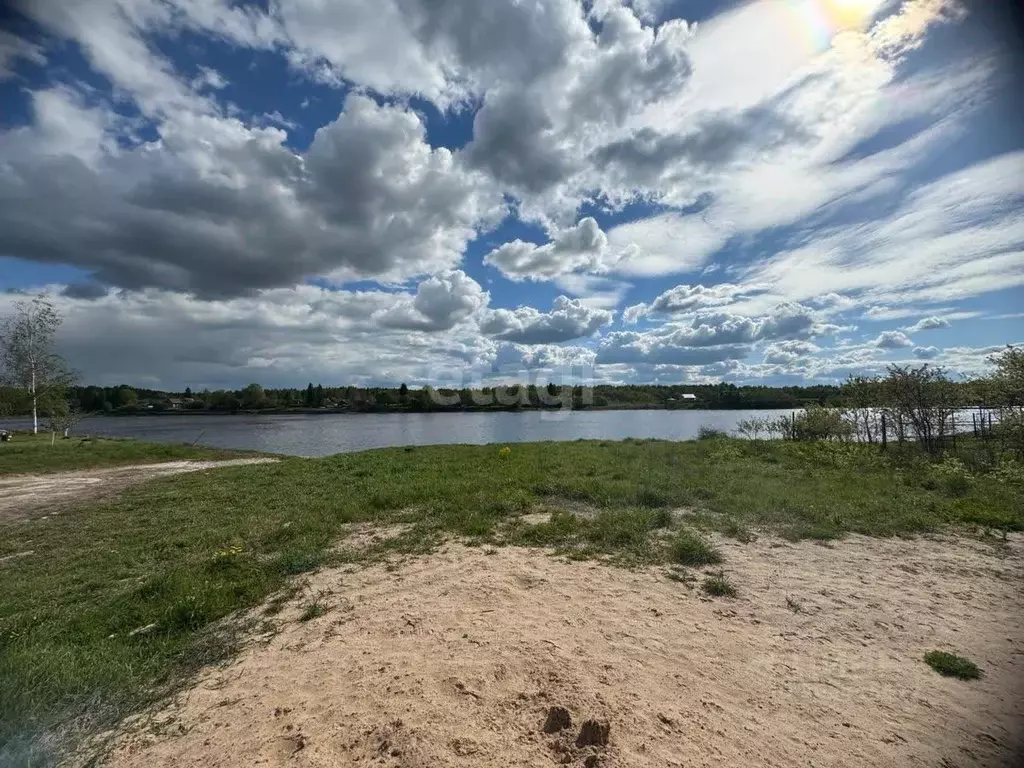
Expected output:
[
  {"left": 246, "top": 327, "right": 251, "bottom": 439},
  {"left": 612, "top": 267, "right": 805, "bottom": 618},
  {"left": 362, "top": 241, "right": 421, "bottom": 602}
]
[
  {"left": 103, "top": 534, "right": 1023, "bottom": 768},
  {"left": 0, "top": 459, "right": 278, "bottom": 521}
]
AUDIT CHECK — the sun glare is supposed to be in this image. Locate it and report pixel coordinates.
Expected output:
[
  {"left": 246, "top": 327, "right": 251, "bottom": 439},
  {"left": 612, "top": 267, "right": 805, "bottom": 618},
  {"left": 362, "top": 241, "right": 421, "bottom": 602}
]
[
  {"left": 785, "top": 0, "right": 883, "bottom": 51},
  {"left": 823, "top": 0, "right": 882, "bottom": 29}
]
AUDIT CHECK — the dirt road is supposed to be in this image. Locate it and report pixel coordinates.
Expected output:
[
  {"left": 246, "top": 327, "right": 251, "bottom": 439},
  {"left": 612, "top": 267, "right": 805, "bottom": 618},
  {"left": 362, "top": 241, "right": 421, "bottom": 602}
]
[{"left": 0, "top": 459, "right": 278, "bottom": 521}]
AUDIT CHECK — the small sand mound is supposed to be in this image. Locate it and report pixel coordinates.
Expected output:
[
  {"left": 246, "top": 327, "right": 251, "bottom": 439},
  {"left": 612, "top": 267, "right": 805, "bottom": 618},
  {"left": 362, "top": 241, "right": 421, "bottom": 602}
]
[{"left": 103, "top": 535, "right": 1023, "bottom": 767}]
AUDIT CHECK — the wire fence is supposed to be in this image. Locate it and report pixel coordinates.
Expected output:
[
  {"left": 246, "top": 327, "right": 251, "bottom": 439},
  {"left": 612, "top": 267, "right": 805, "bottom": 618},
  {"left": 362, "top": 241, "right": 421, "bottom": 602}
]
[{"left": 738, "top": 407, "right": 1023, "bottom": 461}]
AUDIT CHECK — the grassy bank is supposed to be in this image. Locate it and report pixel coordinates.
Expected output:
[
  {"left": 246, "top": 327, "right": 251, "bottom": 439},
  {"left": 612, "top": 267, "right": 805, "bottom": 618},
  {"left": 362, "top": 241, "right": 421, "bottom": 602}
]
[
  {"left": 1, "top": 437, "right": 1021, "bottom": 763},
  {"left": 0, "top": 433, "right": 263, "bottom": 475}
]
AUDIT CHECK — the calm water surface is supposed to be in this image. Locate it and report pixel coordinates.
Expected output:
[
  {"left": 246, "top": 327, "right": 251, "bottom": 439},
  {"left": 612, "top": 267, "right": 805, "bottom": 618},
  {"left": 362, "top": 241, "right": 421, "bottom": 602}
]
[{"left": 0, "top": 410, "right": 797, "bottom": 457}]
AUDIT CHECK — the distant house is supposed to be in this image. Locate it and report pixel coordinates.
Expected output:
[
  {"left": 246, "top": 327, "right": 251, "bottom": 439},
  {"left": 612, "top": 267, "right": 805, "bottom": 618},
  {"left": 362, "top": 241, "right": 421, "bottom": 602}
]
[
  {"left": 681, "top": 393, "right": 698, "bottom": 401},
  {"left": 166, "top": 398, "right": 185, "bottom": 410}
]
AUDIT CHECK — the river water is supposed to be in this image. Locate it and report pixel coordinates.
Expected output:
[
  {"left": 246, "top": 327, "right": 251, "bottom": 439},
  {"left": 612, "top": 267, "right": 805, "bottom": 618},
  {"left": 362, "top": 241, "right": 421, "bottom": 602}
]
[{"left": 1, "top": 410, "right": 797, "bottom": 457}]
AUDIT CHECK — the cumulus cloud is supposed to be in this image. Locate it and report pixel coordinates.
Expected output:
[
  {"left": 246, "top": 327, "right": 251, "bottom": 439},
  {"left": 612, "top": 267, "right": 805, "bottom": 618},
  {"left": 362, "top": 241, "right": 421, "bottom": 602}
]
[
  {"left": 762, "top": 340, "right": 821, "bottom": 365},
  {"left": 595, "top": 300, "right": 842, "bottom": 367},
  {"left": 0, "top": 285, "right": 499, "bottom": 390},
  {"left": 376, "top": 271, "right": 488, "bottom": 331},
  {"left": 912, "top": 345, "right": 940, "bottom": 359},
  {"left": 0, "top": 0, "right": 1013, "bottom": 389},
  {"left": 625, "top": 282, "right": 741, "bottom": 322},
  {"left": 515, "top": 344, "right": 597, "bottom": 370},
  {"left": 596, "top": 331, "right": 750, "bottom": 366},
  {"left": 591, "top": 107, "right": 807, "bottom": 187},
  {"left": 480, "top": 296, "right": 613, "bottom": 344},
  {"left": 874, "top": 330, "right": 914, "bottom": 349},
  {"left": 670, "top": 303, "right": 826, "bottom": 347},
  {"left": 904, "top": 316, "right": 951, "bottom": 332},
  {"left": 483, "top": 218, "right": 607, "bottom": 281},
  {"left": 0, "top": 91, "right": 502, "bottom": 296}
]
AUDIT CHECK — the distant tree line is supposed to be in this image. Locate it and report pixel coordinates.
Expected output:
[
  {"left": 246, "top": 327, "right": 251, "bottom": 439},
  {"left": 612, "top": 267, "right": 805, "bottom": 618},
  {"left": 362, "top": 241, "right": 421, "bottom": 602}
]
[{"left": 6, "top": 361, "right": 1005, "bottom": 417}]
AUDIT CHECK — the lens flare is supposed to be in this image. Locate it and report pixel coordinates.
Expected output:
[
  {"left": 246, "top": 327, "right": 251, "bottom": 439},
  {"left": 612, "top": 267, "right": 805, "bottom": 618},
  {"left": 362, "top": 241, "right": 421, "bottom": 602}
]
[{"left": 784, "top": 0, "right": 883, "bottom": 51}]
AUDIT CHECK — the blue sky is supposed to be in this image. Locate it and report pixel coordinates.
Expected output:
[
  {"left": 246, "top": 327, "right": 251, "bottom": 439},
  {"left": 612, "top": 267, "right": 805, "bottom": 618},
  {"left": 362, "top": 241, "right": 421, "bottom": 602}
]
[{"left": 0, "top": 0, "right": 1021, "bottom": 390}]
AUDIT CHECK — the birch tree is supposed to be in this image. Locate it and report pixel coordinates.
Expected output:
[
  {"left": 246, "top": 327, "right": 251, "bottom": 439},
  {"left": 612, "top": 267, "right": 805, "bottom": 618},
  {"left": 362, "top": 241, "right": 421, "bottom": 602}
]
[{"left": 0, "top": 296, "right": 74, "bottom": 434}]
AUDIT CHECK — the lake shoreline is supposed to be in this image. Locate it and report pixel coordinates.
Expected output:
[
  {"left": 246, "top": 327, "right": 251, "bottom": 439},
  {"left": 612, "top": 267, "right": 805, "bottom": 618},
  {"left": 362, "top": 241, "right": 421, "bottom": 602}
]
[{"left": 3, "top": 403, "right": 752, "bottom": 419}]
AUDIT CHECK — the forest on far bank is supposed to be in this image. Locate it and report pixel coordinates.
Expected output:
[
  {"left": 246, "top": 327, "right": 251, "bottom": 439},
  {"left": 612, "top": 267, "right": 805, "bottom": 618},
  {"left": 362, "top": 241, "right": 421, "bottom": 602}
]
[{"left": 0, "top": 362, "right": 1015, "bottom": 416}]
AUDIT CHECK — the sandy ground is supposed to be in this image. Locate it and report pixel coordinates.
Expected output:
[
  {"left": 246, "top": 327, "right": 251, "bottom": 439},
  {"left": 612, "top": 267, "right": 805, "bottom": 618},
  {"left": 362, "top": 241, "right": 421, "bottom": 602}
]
[
  {"left": 0, "top": 459, "right": 278, "bottom": 521},
  {"left": 103, "top": 533, "right": 1024, "bottom": 768}
]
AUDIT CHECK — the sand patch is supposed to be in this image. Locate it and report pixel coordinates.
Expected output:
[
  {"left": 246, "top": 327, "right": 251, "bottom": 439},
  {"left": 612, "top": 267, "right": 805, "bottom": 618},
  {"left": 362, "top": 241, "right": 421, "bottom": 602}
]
[
  {"left": 335, "top": 523, "right": 414, "bottom": 555},
  {"left": 0, "top": 459, "right": 278, "bottom": 521},
  {"left": 103, "top": 534, "right": 1023, "bottom": 767}
]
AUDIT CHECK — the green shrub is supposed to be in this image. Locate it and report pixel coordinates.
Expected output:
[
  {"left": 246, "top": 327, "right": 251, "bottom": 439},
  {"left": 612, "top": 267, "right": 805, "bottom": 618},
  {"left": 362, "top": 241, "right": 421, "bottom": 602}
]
[
  {"left": 923, "top": 650, "right": 980, "bottom": 680},
  {"left": 649, "top": 508, "right": 674, "bottom": 529},
  {"left": 299, "top": 602, "right": 327, "bottom": 622},
  {"left": 669, "top": 529, "right": 722, "bottom": 566},
  {"left": 990, "top": 458, "right": 1024, "bottom": 486},
  {"left": 697, "top": 426, "right": 728, "bottom": 440},
  {"left": 790, "top": 405, "right": 855, "bottom": 442},
  {"left": 702, "top": 571, "right": 738, "bottom": 597},
  {"left": 932, "top": 457, "right": 974, "bottom": 498}
]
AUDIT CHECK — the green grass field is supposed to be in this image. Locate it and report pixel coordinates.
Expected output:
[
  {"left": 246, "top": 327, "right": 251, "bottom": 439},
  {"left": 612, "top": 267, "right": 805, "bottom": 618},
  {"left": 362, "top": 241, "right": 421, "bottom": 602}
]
[
  {"left": 0, "top": 433, "right": 263, "bottom": 475},
  {"left": 0, "top": 436, "right": 1020, "bottom": 763}
]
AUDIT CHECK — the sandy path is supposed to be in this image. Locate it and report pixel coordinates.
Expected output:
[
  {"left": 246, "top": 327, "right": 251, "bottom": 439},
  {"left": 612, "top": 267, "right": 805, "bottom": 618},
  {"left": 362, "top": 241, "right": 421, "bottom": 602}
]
[
  {"left": 0, "top": 459, "right": 278, "bottom": 521},
  {"left": 104, "top": 533, "right": 1024, "bottom": 768}
]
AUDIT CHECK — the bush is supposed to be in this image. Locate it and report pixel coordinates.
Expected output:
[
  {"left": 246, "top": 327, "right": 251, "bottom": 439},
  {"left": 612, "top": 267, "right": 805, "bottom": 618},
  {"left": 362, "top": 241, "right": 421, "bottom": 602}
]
[
  {"left": 299, "top": 601, "right": 327, "bottom": 622},
  {"left": 735, "top": 417, "right": 768, "bottom": 440},
  {"left": 990, "top": 458, "right": 1024, "bottom": 486},
  {"left": 702, "top": 571, "right": 738, "bottom": 597},
  {"left": 932, "top": 457, "right": 974, "bottom": 498},
  {"left": 923, "top": 650, "right": 980, "bottom": 680},
  {"left": 697, "top": 425, "right": 728, "bottom": 440},
  {"left": 669, "top": 529, "right": 723, "bottom": 566},
  {"left": 790, "top": 405, "right": 855, "bottom": 442},
  {"left": 649, "top": 508, "right": 674, "bottom": 529}
]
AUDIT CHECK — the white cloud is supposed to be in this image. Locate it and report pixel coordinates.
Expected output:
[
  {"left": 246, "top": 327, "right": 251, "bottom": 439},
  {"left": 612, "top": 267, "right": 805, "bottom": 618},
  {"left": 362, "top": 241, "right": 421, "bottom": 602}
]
[
  {"left": 595, "top": 300, "right": 840, "bottom": 367},
  {"left": 515, "top": 343, "right": 597, "bottom": 370},
  {"left": 741, "top": 151, "right": 1024, "bottom": 308},
  {"left": 376, "top": 271, "right": 488, "bottom": 331},
  {"left": 763, "top": 340, "right": 821, "bottom": 365},
  {"left": 0, "top": 0, "right": 1015, "bottom": 389},
  {"left": 874, "top": 330, "right": 914, "bottom": 349},
  {"left": 596, "top": 330, "right": 751, "bottom": 367},
  {"left": 0, "top": 285, "right": 499, "bottom": 390},
  {"left": 903, "top": 316, "right": 951, "bottom": 332},
  {"left": 552, "top": 274, "right": 631, "bottom": 310},
  {"left": 604, "top": 213, "right": 731, "bottom": 277},
  {"left": 0, "top": 91, "right": 504, "bottom": 295},
  {"left": 0, "top": 30, "right": 47, "bottom": 79},
  {"left": 191, "top": 65, "right": 227, "bottom": 91},
  {"left": 480, "top": 296, "right": 613, "bottom": 344},
  {"left": 624, "top": 282, "right": 743, "bottom": 322},
  {"left": 483, "top": 218, "right": 607, "bottom": 281}
]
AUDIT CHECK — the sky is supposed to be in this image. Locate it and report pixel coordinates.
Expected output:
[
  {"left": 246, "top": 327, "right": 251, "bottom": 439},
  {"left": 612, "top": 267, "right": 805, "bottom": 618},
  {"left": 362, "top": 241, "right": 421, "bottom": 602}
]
[{"left": 0, "top": 0, "right": 1022, "bottom": 391}]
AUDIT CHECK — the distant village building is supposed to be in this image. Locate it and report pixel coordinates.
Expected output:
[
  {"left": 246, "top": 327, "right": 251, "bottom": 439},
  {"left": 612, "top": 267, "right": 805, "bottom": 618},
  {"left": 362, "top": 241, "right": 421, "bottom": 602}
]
[{"left": 667, "top": 394, "right": 698, "bottom": 403}]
